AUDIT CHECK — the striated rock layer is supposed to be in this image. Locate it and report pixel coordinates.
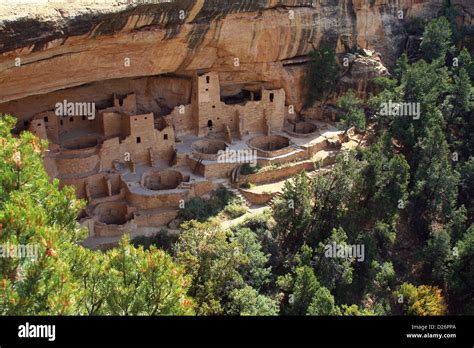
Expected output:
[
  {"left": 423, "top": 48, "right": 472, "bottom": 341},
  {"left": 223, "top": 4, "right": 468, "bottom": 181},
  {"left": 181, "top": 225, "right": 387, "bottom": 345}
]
[{"left": 0, "top": 0, "right": 470, "bottom": 120}]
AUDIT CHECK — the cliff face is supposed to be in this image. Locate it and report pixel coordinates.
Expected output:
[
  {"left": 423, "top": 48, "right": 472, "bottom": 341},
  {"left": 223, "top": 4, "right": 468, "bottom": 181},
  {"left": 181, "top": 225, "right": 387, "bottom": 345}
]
[{"left": 0, "top": 0, "right": 468, "bottom": 118}]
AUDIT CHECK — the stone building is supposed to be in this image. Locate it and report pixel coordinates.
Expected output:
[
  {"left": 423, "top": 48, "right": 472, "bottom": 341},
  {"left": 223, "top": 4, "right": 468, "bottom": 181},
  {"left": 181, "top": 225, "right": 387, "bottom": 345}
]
[
  {"left": 193, "top": 72, "right": 286, "bottom": 137},
  {"left": 25, "top": 71, "right": 343, "bottom": 244}
]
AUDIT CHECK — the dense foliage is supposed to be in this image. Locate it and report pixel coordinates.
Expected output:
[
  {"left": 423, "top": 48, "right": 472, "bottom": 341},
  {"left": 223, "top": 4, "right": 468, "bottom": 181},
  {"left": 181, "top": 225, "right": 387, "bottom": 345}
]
[
  {"left": 305, "top": 46, "right": 339, "bottom": 106},
  {"left": 177, "top": 187, "right": 246, "bottom": 222}
]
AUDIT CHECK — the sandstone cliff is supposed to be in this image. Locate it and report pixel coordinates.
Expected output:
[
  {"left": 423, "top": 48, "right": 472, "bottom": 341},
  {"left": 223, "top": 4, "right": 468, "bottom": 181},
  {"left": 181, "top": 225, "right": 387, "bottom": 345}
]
[{"left": 0, "top": 0, "right": 471, "bottom": 121}]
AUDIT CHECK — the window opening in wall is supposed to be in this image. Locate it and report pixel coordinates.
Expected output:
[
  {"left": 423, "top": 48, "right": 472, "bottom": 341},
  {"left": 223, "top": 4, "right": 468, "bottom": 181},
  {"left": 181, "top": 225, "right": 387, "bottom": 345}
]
[
  {"left": 37, "top": 123, "right": 41, "bottom": 126},
  {"left": 270, "top": 93, "right": 274, "bottom": 102},
  {"left": 60, "top": 120, "right": 63, "bottom": 126},
  {"left": 23, "top": 121, "right": 29, "bottom": 127},
  {"left": 82, "top": 116, "right": 86, "bottom": 120},
  {"left": 222, "top": 89, "right": 263, "bottom": 104},
  {"left": 206, "top": 76, "right": 210, "bottom": 84},
  {"left": 164, "top": 134, "right": 168, "bottom": 140},
  {"left": 254, "top": 90, "right": 262, "bottom": 101},
  {"left": 44, "top": 116, "right": 49, "bottom": 122},
  {"left": 207, "top": 120, "right": 213, "bottom": 128},
  {"left": 136, "top": 137, "right": 141, "bottom": 144},
  {"left": 69, "top": 117, "right": 74, "bottom": 122}
]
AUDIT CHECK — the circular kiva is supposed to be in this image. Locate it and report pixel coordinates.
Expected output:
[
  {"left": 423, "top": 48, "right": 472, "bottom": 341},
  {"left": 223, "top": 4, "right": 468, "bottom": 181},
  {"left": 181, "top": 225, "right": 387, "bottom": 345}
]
[
  {"left": 285, "top": 121, "right": 319, "bottom": 138},
  {"left": 94, "top": 202, "right": 131, "bottom": 225},
  {"left": 247, "top": 135, "right": 293, "bottom": 158},
  {"left": 191, "top": 139, "right": 228, "bottom": 160},
  {"left": 141, "top": 169, "right": 184, "bottom": 191}
]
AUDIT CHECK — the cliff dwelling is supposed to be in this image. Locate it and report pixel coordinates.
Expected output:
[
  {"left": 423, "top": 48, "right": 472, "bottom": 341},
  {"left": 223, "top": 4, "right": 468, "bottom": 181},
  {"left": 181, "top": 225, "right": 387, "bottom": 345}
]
[
  {"left": 16, "top": 70, "right": 349, "bottom": 245},
  {"left": 0, "top": 0, "right": 410, "bottom": 247}
]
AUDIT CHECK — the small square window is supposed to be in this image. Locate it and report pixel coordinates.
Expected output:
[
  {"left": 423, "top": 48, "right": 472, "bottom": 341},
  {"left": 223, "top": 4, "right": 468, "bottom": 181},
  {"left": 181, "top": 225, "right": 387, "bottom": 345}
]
[
  {"left": 43, "top": 116, "right": 49, "bottom": 122},
  {"left": 164, "top": 134, "right": 168, "bottom": 140},
  {"left": 60, "top": 119, "right": 63, "bottom": 126},
  {"left": 136, "top": 137, "right": 141, "bottom": 144},
  {"left": 69, "top": 117, "right": 74, "bottom": 122},
  {"left": 23, "top": 121, "right": 30, "bottom": 127}
]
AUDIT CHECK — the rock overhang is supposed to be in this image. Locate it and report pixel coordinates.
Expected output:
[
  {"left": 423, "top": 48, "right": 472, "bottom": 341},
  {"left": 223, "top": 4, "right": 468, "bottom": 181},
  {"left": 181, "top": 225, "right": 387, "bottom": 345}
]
[{"left": 0, "top": 0, "right": 447, "bottom": 105}]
